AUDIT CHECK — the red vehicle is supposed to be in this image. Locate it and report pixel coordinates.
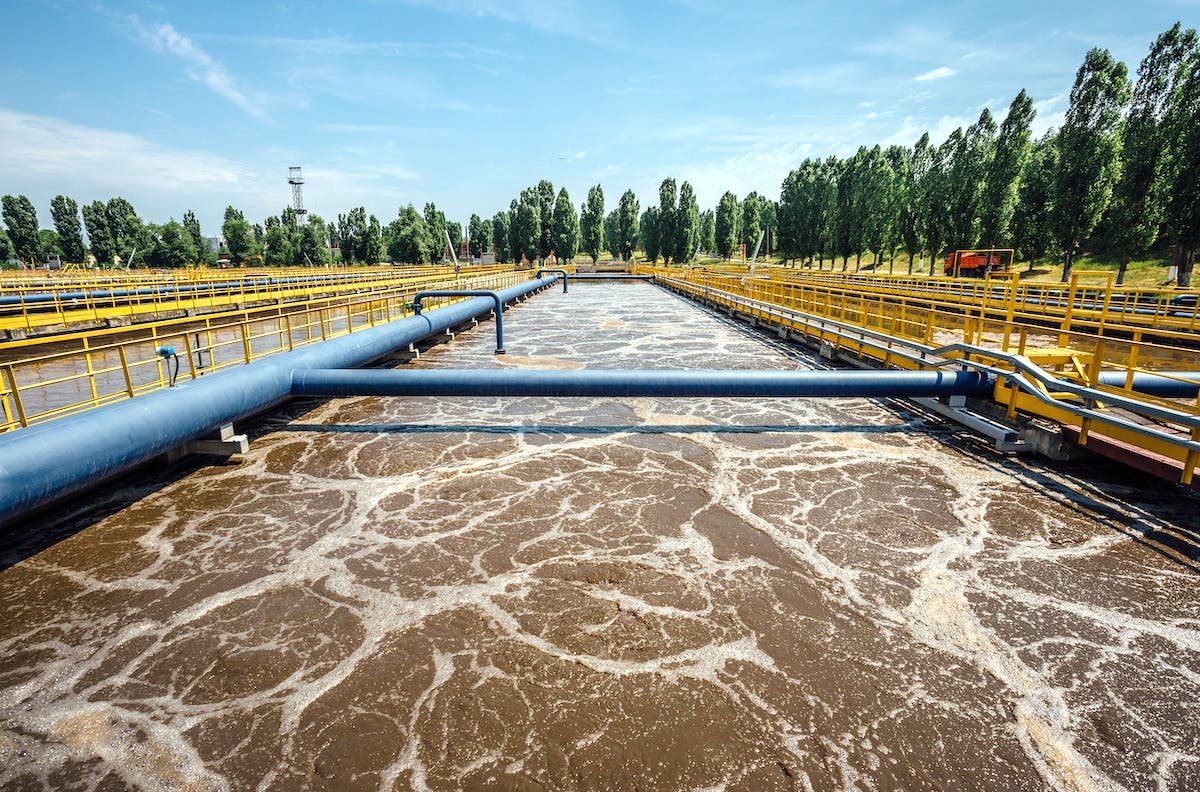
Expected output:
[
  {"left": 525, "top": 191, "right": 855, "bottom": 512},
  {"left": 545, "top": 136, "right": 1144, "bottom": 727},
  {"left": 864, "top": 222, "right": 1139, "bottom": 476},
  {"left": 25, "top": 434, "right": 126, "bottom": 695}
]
[{"left": 944, "top": 249, "right": 1014, "bottom": 277}]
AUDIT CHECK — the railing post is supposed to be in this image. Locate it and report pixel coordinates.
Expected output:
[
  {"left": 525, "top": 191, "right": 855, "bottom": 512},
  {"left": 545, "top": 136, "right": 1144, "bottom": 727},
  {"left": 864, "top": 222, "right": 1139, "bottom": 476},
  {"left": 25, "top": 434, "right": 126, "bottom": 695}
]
[
  {"left": 241, "top": 322, "right": 252, "bottom": 363},
  {"left": 116, "top": 346, "right": 135, "bottom": 398},
  {"left": 4, "top": 365, "right": 28, "bottom": 428}
]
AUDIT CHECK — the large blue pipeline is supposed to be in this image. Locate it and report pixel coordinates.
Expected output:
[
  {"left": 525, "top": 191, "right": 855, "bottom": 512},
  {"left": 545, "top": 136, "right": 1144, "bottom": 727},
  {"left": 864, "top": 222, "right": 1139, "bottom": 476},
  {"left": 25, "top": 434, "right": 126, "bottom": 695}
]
[
  {"left": 0, "top": 277, "right": 557, "bottom": 525},
  {"left": 291, "top": 368, "right": 995, "bottom": 399}
]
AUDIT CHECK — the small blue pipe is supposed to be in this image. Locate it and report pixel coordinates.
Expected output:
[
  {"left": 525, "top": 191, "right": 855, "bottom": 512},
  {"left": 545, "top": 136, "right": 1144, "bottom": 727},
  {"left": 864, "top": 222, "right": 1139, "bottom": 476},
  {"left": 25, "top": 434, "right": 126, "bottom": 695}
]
[
  {"left": 413, "top": 290, "right": 506, "bottom": 354},
  {"left": 535, "top": 269, "right": 568, "bottom": 293},
  {"left": 291, "top": 368, "right": 994, "bottom": 399}
]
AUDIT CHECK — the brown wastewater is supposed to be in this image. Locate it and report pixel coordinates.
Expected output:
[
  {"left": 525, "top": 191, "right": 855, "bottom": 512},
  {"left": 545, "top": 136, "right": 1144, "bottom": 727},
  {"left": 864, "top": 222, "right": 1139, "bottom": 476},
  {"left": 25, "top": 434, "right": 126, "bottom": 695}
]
[{"left": 0, "top": 282, "right": 1197, "bottom": 791}]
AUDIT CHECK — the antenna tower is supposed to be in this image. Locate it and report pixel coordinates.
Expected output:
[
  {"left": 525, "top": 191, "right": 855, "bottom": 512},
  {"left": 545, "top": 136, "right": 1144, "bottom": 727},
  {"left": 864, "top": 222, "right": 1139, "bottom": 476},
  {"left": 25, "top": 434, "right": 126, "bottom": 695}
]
[{"left": 288, "top": 166, "right": 308, "bottom": 225}]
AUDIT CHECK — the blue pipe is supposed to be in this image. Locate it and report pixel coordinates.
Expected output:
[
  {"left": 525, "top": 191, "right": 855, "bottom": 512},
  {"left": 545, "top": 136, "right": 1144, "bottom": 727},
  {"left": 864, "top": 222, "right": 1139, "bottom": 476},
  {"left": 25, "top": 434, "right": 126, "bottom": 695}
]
[
  {"left": 0, "top": 277, "right": 556, "bottom": 525},
  {"left": 413, "top": 290, "right": 506, "bottom": 354},
  {"left": 291, "top": 368, "right": 994, "bottom": 399},
  {"left": 1095, "top": 371, "right": 1200, "bottom": 397},
  {"left": 535, "top": 269, "right": 569, "bottom": 293}
]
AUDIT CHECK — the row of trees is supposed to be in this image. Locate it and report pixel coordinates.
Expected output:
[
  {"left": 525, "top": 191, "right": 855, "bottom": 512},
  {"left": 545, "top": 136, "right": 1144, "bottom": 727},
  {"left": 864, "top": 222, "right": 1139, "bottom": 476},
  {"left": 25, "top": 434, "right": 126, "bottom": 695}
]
[
  {"left": 0, "top": 193, "right": 217, "bottom": 269},
  {"left": 771, "top": 24, "right": 1200, "bottom": 285}
]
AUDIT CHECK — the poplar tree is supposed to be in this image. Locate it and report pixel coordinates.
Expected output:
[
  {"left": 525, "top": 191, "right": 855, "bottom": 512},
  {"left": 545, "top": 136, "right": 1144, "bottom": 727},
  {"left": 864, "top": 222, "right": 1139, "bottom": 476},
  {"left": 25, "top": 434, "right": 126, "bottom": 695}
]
[
  {"left": 658, "top": 178, "right": 677, "bottom": 264},
  {"left": 515, "top": 189, "right": 540, "bottom": 263},
  {"left": 153, "top": 219, "right": 198, "bottom": 268},
  {"left": 299, "top": 215, "right": 330, "bottom": 266},
  {"left": 492, "top": 210, "right": 511, "bottom": 263},
  {"left": 778, "top": 167, "right": 803, "bottom": 263},
  {"left": 182, "top": 210, "right": 206, "bottom": 262},
  {"left": 675, "top": 181, "right": 700, "bottom": 263},
  {"left": 604, "top": 210, "right": 620, "bottom": 257},
  {"left": 1, "top": 195, "right": 40, "bottom": 265},
  {"left": 263, "top": 217, "right": 294, "bottom": 267},
  {"left": 50, "top": 195, "right": 87, "bottom": 263},
  {"left": 945, "top": 109, "right": 997, "bottom": 252},
  {"left": 580, "top": 184, "right": 605, "bottom": 264},
  {"left": 742, "top": 191, "right": 763, "bottom": 260},
  {"left": 980, "top": 90, "right": 1036, "bottom": 248},
  {"left": 617, "top": 189, "right": 640, "bottom": 261},
  {"left": 536, "top": 180, "right": 556, "bottom": 260},
  {"left": 1052, "top": 48, "right": 1130, "bottom": 282},
  {"left": 387, "top": 205, "right": 433, "bottom": 264},
  {"left": 816, "top": 156, "right": 840, "bottom": 268},
  {"left": 81, "top": 201, "right": 117, "bottom": 267},
  {"left": 882, "top": 145, "right": 910, "bottom": 269},
  {"left": 550, "top": 187, "right": 579, "bottom": 262},
  {"left": 715, "top": 191, "right": 740, "bottom": 260},
  {"left": 834, "top": 154, "right": 859, "bottom": 269},
  {"left": 923, "top": 139, "right": 953, "bottom": 273},
  {"left": 902, "top": 135, "right": 932, "bottom": 273},
  {"left": 107, "top": 197, "right": 149, "bottom": 264},
  {"left": 858, "top": 146, "right": 895, "bottom": 268},
  {"left": 700, "top": 209, "right": 716, "bottom": 256},
  {"left": 507, "top": 199, "right": 521, "bottom": 264},
  {"left": 423, "top": 203, "right": 448, "bottom": 263},
  {"left": 1012, "top": 131, "right": 1060, "bottom": 268},
  {"left": 1163, "top": 32, "right": 1200, "bottom": 286},
  {"left": 1111, "top": 24, "right": 1198, "bottom": 283},
  {"left": 641, "top": 207, "right": 661, "bottom": 263},
  {"left": 0, "top": 230, "right": 12, "bottom": 262}
]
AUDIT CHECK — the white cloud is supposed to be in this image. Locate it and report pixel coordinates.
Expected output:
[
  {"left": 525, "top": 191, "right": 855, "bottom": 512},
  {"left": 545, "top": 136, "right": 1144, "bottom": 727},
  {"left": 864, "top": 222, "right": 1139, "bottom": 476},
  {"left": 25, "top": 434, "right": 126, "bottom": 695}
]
[
  {"left": 914, "top": 66, "right": 957, "bottom": 82},
  {"left": 0, "top": 107, "right": 257, "bottom": 227},
  {"left": 0, "top": 107, "right": 424, "bottom": 231},
  {"left": 395, "top": 0, "right": 619, "bottom": 46},
  {"left": 129, "top": 16, "right": 266, "bottom": 119}
]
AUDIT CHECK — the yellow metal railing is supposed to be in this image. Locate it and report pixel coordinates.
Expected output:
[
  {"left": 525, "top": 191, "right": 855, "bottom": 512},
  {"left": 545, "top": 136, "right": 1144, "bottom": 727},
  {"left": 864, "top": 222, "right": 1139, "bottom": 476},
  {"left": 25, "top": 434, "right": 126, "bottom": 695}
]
[
  {"left": 653, "top": 268, "right": 1200, "bottom": 482},
  {"left": 0, "top": 264, "right": 519, "bottom": 335},
  {"left": 0, "top": 270, "right": 527, "bottom": 432}
]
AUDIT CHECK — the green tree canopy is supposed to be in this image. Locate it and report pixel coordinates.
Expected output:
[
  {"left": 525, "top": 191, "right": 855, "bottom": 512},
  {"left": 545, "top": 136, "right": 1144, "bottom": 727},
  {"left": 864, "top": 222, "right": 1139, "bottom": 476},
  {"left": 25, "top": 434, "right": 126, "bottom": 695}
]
[
  {"left": 741, "top": 191, "right": 763, "bottom": 260},
  {"left": 1, "top": 195, "right": 39, "bottom": 265},
  {"left": 550, "top": 187, "right": 579, "bottom": 262},
  {"left": 980, "top": 90, "right": 1036, "bottom": 248},
  {"left": 699, "top": 209, "right": 715, "bottom": 255},
  {"left": 536, "top": 180, "right": 556, "bottom": 259},
  {"left": 151, "top": 219, "right": 198, "bottom": 268},
  {"left": 182, "top": 210, "right": 206, "bottom": 262},
  {"left": 1107, "top": 25, "right": 1196, "bottom": 283},
  {"left": 674, "top": 181, "right": 700, "bottom": 263},
  {"left": 640, "top": 206, "right": 661, "bottom": 263},
  {"left": 617, "top": 189, "right": 639, "bottom": 261},
  {"left": 715, "top": 191, "right": 740, "bottom": 260},
  {"left": 1012, "top": 131, "right": 1060, "bottom": 267},
  {"left": 1052, "top": 47, "right": 1131, "bottom": 281},
  {"left": 1155, "top": 26, "right": 1200, "bottom": 285},
  {"left": 657, "top": 178, "right": 677, "bottom": 264},
  {"left": 515, "top": 189, "right": 540, "bottom": 263},
  {"left": 423, "top": 203, "right": 448, "bottom": 263},
  {"left": 492, "top": 210, "right": 511, "bottom": 263},
  {"left": 38, "top": 229, "right": 63, "bottom": 263},
  {"left": 81, "top": 200, "right": 117, "bottom": 267},
  {"left": 580, "top": 184, "right": 605, "bottom": 264},
  {"left": 386, "top": 205, "right": 433, "bottom": 264},
  {"left": 222, "top": 205, "right": 257, "bottom": 265},
  {"left": 50, "top": 195, "right": 87, "bottom": 263},
  {"left": 468, "top": 213, "right": 487, "bottom": 258}
]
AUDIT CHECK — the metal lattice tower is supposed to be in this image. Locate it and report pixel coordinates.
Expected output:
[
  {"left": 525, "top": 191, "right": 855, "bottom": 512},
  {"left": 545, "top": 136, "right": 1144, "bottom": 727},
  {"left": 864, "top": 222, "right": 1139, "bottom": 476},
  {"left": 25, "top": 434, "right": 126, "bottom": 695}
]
[{"left": 288, "top": 166, "right": 308, "bottom": 225}]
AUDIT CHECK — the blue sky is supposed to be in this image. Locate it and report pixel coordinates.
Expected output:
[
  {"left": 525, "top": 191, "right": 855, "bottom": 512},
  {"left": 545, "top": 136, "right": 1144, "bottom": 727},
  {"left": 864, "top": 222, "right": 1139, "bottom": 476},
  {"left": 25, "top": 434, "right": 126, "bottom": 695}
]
[{"left": 1, "top": 0, "right": 1196, "bottom": 236}]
